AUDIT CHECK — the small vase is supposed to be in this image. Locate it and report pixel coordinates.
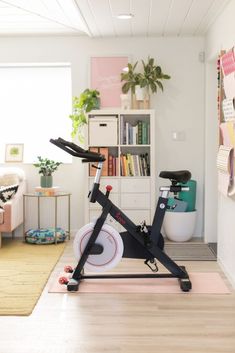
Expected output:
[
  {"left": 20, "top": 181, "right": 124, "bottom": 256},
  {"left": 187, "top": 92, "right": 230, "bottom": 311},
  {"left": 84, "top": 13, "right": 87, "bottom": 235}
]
[
  {"left": 40, "top": 175, "right": 53, "bottom": 188},
  {"left": 120, "top": 94, "right": 131, "bottom": 109}
]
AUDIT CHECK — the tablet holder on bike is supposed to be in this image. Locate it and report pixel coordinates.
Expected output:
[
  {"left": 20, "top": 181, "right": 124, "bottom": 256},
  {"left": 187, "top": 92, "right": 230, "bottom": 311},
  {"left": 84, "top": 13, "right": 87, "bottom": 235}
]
[{"left": 50, "top": 137, "right": 105, "bottom": 163}]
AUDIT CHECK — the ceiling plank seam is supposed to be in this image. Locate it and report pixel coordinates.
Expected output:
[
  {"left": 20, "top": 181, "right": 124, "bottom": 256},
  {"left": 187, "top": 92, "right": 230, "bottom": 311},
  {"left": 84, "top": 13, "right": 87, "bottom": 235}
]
[
  {"left": 162, "top": 0, "right": 174, "bottom": 36},
  {"left": 0, "top": 0, "right": 82, "bottom": 32},
  {"left": 86, "top": 0, "right": 102, "bottom": 37},
  {"left": 177, "top": 0, "right": 194, "bottom": 36},
  {"left": 108, "top": 0, "right": 117, "bottom": 38}
]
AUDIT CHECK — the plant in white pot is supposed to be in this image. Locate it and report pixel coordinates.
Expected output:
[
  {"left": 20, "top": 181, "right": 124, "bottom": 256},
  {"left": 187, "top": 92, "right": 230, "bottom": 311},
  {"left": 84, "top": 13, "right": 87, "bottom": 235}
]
[
  {"left": 139, "top": 57, "right": 171, "bottom": 106},
  {"left": 121, "top": 57, "right": 170, "bottom": 108},
  {"left": 34, "top": 156, "right": 62, "bottom": 188}
]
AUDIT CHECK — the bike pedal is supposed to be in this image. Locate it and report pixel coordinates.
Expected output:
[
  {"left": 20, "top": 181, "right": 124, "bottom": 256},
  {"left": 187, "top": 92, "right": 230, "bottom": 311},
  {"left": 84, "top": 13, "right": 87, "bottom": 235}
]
[
  {"left": 64, "top": 265, "right": 74, "bottom": 273},
  {"left": 58, "top": 276, "right": 69, "bottom": 285}
]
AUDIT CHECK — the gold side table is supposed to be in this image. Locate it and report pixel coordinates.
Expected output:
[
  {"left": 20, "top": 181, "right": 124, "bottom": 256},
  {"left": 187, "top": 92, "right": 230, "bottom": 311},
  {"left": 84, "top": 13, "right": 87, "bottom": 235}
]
[{"left": 23, "top": 192, "right": 71, "bottom": 244}]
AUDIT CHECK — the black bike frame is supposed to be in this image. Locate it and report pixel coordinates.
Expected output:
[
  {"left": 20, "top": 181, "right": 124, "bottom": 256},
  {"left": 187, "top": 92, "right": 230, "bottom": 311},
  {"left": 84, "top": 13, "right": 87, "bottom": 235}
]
[
  {"left": 49, "top": 137, "right": 191, "bottom": 292},
  {"left": 71, "top": 177, "right": 188, "bottom": 282}
]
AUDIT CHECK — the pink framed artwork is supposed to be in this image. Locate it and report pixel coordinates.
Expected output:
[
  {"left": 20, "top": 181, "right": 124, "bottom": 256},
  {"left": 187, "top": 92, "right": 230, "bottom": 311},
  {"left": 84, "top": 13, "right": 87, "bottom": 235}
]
[{"left": 90, "top": 56, "right": 129, "bottom": 108}]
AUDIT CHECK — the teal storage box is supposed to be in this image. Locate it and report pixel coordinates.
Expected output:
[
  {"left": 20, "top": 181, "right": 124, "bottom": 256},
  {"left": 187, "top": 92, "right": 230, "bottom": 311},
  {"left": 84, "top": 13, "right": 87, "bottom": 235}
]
[{"left": 179, "top": 179, "right": 197, "bottom": 212}]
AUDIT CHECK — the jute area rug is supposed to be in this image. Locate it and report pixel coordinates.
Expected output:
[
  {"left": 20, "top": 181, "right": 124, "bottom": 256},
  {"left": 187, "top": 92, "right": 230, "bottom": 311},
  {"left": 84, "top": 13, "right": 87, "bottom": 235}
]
[{"left": 0, "top": 238, "right": 66, "bottom": 316}]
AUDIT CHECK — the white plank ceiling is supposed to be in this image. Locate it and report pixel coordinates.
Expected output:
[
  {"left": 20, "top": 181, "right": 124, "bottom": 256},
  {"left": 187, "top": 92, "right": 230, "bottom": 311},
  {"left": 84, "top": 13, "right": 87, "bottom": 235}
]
[{"left": 0, "top": 0, "right": 231, "bottom": 37}]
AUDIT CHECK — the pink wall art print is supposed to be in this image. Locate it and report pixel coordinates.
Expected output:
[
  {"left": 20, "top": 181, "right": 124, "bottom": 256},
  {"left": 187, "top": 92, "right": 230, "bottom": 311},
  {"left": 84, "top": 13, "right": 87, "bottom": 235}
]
[{"left": 91, "top": 56, "right": 128, "bottom": 108}]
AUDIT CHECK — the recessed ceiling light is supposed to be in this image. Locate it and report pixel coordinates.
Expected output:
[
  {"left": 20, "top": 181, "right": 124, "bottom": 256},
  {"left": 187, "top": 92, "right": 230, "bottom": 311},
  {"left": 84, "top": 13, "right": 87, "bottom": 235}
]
[{"left": 116, "top": 13, "right": 134, "bottom": 20}]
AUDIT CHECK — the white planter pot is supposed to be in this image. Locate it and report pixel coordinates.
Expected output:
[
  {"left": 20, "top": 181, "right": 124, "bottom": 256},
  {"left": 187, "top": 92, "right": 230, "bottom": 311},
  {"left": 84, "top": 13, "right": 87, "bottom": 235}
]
[
  {"left": 120, "top": 94, "right": 131, "bottom": 109},
  {"left": 135, "top": 85, "right": 145, "bottom": 100},
  {"left": 163, "top": 210, "right": 197, "bottom": 242}
]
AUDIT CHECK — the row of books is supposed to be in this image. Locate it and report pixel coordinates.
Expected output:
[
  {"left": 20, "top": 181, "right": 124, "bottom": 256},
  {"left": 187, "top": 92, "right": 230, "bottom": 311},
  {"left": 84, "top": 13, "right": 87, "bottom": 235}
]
[
  {"left": 89, "top": 147, "right": 118, "bottom": 176},
  {"left": 120, "top": 117, "right": 150, "bottom": 145},
  {"left": 120, "top": 153, "right": 150, "bottom": 177},
  {"left": 89, "top": 148, "right": 151, "bottom": 177}
]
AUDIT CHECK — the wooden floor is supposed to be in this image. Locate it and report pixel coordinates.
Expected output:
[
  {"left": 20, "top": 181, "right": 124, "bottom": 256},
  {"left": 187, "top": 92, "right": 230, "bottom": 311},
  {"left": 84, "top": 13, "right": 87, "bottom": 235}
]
[{"left": 0, "top": 240, "right": 234, "bottom": 353}]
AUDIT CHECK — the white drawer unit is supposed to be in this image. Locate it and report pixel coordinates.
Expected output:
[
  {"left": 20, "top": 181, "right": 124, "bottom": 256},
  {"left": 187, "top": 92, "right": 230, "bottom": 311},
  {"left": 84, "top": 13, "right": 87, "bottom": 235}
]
[
  {"left": 89, "top": 177, "right": 119, "bottom": 193},
  {"left": 121, "top": 178, "right": 150, "bottom": 193},
  {"left": 89, "top": 116, "right": 118, "bottom": 146},
  {"left": 120, "top": 193, "right": 150, "bottom": 209}
]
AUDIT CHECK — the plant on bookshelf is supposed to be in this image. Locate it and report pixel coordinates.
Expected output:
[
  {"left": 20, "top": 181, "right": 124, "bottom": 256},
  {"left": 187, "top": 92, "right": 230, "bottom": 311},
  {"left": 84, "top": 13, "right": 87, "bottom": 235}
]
[
  {"left": 121, "top": 57, "right": 170, "bottom": 108},
  {"left": 69, "top": 89, "right": 100, "bottom": 142},
  {"left": 120, "top": 62, "right": 141, "bottom": 95},
  {"left": 140, "top": 56, "right": 171, "bottom": 95}
]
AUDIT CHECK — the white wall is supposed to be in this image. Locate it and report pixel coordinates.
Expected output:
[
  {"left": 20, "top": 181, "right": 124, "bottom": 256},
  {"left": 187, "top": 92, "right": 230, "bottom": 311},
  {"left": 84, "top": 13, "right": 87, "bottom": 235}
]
[
  {"left": 206, "top": 0, "right": 235, "bottom": 286},
  {"left": 0, "top": 35, "right": 205, "bottom": 235}
]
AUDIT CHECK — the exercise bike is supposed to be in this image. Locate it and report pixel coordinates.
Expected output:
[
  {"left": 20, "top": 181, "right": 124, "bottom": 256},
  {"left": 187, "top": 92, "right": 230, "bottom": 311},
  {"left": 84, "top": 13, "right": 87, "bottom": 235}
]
[{"left": 50, "top": 137, "right": 192, "bottom": 292}]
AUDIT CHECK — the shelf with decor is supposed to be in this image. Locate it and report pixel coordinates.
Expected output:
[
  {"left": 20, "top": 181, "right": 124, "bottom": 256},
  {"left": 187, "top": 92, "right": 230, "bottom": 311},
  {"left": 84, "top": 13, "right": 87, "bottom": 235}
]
[{"left": 85, "top": 109, "right": 155, "bottom": 231}]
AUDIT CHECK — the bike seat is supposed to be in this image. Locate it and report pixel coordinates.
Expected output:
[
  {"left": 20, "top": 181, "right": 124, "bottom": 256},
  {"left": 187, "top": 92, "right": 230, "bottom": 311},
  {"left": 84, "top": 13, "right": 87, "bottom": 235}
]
[{"left": 159, "top": 170, "right": 191, "bottom": 183}]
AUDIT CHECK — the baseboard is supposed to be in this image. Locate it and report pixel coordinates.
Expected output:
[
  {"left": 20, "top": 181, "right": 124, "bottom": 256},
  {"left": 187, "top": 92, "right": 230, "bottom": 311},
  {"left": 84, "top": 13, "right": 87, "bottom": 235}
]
[{"left": 217, "top": 257, "right": 235, "bottom": 289}]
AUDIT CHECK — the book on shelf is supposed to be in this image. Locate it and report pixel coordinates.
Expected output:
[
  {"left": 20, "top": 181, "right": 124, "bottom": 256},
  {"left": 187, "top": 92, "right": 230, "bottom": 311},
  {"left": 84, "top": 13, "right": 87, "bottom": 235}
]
[
  {"left": 142, "top": 121, "right": 148, "bottom": 144},
  {"left": 120, "top": 119, "right": 149, "bottom": 145},
  {"left": 99, "top": 147, "right": 109, "bottom": 176},
  {"left": 125, "top": 122, "right": 129, "bottom": 144},
  {"left": 120, "top": 153, "right": 150, "bottom": 177},
  {"left": 126, "top": 153, "right": 134, "bottom": 176},
  {"left": 89, "top": 147, "right": 118, "bottom": 176},
  {"left": 137, "top": 120, "right": 143, "bottom": 144},
  {"left": 89, "top": 147, "right": 99, "bottom": 176},
  {"left": 35, "top": 186, "right": 60, "bottom": 196},
  {"left": 120, "top": 115, "right": 124, "bottom": 144},
  {"left": 132, "top": 125, "right": 138, "bottom": 145}
]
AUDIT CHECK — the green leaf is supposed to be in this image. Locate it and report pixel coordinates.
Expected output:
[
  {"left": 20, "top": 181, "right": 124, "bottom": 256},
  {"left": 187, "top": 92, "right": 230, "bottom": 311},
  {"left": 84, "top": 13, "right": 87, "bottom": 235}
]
[
  {"left": 122, "top": 82, "right": 131, "bottom": 94},
  {"left": 69, "top": 88, "right": 100, "bottom": 140},
  {"left": 163, "top": 74, "right": 171, "bottom": 79},
  {"left": 156, "top": 81, "right": 164, "bottom": 91}
]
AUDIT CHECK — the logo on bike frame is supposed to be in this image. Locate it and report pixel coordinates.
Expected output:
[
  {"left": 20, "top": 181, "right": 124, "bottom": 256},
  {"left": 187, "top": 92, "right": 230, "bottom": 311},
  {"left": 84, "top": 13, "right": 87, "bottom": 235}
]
[{"left": 115, "top": 212, "right": 126, "bottom": 225}]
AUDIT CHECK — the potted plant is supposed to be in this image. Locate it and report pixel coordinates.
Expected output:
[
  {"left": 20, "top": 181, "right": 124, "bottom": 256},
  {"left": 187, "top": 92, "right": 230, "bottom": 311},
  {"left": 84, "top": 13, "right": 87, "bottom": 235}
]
[
  {"left": 120, "top": 57, "right": 170, "bottom": 108},
  {"left": 120, "top": 62, "right": 141, "bottom": 94},
  {"left": 139, "top": 57, "right": 171, "bottom": 98},
  {"left": 120, "top": 62, "right": 141, "bottom": 109},
  {"left": 34, "top": 156, "right": 62, "bottom": 188},
  {"left": 69, "top": 88, "right": 100, "bottom": 142}
]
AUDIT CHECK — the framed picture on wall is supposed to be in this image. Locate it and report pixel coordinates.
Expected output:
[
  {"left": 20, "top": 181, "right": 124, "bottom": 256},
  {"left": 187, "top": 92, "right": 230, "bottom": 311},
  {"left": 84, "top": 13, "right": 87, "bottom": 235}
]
[
  {"left": 5, "top": 143, "right": 24, "bottom": 162},
  {"left": 90, "top": 56, "right": 129, "bottom": 108}
]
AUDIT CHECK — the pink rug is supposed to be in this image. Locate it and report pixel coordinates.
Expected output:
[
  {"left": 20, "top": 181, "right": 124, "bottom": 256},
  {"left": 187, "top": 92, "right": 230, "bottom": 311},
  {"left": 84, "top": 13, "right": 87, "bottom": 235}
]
[{"left": 49, "top": 272, "right": 231, "bottom": 294}]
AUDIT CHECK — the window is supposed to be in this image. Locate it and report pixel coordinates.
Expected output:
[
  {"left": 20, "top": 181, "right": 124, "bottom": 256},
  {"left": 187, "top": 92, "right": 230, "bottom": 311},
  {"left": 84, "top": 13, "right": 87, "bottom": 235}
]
[{"left": 0, "top": 64, "right": 72, "bottom": 163}]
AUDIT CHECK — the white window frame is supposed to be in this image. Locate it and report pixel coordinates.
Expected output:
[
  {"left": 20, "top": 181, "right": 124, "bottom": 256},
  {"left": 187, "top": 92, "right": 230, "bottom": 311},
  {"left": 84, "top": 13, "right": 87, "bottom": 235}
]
[{"left": 0, "top": 63, "right": 72, "bottom": 163}]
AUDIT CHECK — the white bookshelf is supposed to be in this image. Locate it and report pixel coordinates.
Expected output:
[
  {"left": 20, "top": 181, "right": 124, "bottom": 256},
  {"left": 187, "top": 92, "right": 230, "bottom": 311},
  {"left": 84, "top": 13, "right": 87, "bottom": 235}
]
[{"left": 85, "top": 109, "right": 155, "bottom": 231}]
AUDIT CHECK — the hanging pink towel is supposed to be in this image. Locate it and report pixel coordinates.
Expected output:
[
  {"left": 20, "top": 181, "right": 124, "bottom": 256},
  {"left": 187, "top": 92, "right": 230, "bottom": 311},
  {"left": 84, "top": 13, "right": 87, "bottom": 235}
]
[{"left": 221, "top": 48, "right": 235, "bottom": 76}]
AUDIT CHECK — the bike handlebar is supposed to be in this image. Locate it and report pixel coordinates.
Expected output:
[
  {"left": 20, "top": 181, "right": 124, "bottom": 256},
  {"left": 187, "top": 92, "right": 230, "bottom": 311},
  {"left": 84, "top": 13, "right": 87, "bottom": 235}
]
[{"left": 50, "top": 137, "right": 106, "bottom": 163}]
